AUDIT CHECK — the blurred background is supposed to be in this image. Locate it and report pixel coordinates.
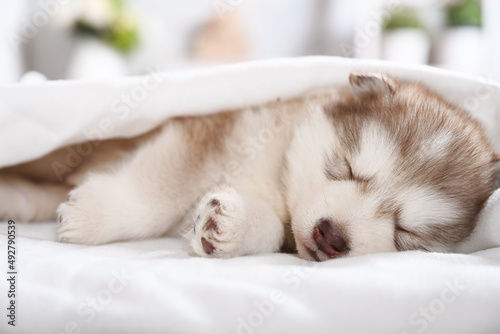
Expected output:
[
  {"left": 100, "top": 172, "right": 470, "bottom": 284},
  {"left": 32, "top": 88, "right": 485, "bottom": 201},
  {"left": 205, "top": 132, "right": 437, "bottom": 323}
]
[{"left": 1, "top": 0, "right": 498, "bottom": 84}]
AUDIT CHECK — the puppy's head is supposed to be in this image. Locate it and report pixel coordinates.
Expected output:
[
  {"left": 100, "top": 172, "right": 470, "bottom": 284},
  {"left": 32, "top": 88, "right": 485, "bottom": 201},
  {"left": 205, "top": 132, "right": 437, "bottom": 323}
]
[{"left": 288, "top": 72, "right": 498, "bottom": 261}]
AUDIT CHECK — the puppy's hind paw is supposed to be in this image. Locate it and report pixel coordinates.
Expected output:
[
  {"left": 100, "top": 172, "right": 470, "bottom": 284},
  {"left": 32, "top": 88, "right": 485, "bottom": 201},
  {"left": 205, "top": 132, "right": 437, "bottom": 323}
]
[{"left": 57, "top": 189, "right": 100, "bottom": 245}]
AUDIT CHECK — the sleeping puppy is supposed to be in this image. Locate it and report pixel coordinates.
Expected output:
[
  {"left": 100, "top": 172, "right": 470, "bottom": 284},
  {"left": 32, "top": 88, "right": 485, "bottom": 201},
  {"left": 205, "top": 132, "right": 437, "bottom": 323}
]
[{"left": 0, "top": 72, "right": 497, "bottom": 261}]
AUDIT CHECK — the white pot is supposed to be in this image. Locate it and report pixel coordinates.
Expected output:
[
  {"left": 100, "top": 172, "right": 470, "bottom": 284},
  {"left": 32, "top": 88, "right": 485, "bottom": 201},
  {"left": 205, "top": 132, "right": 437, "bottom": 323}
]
[
  {"left": 66, "top": 37, "right": 128, "bottom": 79},
  {"left": 382, "top": 29, "right": 430, "bottom": 64},
  {"left": 435, "top": 27, "right": 483, "bottom": 75}
]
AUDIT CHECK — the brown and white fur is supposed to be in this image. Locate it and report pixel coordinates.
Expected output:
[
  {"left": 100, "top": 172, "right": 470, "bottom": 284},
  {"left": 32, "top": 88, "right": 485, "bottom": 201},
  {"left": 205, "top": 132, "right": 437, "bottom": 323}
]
[{"left": 0, "top": 72, "right": 498, "bottom": 261}]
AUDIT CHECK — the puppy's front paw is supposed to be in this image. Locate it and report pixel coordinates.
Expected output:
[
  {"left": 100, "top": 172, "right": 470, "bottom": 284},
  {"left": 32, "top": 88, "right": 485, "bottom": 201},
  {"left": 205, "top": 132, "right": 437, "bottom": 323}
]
[{"left": 187, "top": 189, "right": 246, "bottom": 258}]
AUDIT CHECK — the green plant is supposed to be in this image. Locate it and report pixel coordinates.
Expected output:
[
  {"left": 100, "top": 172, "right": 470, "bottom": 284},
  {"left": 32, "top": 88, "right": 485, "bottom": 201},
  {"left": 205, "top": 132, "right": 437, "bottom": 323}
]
[
  {"left": 74, "top": 0, "right": 139, "bottom": 53},
  {"left": 384, "top": 6, "right": 424, "bottom": 30},
  {"left": 446, "top": 0, "right": 481, "bottom": 27}
]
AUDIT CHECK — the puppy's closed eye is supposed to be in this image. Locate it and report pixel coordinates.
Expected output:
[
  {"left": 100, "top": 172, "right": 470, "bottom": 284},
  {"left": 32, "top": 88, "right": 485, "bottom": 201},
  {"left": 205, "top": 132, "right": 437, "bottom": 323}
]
[
  {"left": 393, "top": 212, "right": 427, "bottom": 251},
  {"left": 394, "top": 226, "right": 427, "bottom": 251},
  {"left": 324, "top": 154, "right": 371, "bottom": 184}
]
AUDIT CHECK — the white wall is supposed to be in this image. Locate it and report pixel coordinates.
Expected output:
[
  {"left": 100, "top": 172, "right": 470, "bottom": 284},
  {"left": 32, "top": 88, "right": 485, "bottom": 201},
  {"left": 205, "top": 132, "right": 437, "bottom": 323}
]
[{"left": 0, "top": 1, "right": 26, "bottom": 83}]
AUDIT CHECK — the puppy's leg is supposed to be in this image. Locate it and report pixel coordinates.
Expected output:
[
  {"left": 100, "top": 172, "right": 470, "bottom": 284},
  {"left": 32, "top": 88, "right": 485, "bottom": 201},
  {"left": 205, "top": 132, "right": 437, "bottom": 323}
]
[
  {"left": 59, "top": 172, "right": 151, "bottom": 244},
  {"left": 57, "top": 112, "right": 240, "bottom": 245},
  {"left": 0, "top": 176, "right": 70, "bottom": 221},
  {"left": 186, "top": 186, "right": 284, "bottom": 258},
  {"left": 57, "top": 123, "right": 203, "bottom": 245}
]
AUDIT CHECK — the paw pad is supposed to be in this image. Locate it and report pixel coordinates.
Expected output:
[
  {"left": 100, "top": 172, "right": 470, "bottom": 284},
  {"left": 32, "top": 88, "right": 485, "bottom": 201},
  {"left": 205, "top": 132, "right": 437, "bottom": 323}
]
[
  {"left": 203, "top": 218, "right": 217, "bottom": 232},
  {"left": 209, "top": 198, "right": 223, "bottom": 215},
  {"left": 201, "top": 237, "right": 215, "bottom": 254}
]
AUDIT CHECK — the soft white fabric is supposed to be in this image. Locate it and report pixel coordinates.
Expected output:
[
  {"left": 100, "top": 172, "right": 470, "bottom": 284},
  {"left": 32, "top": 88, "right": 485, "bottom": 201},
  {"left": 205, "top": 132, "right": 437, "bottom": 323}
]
[
  {"left": 1, "top": 56, "right": 500, "bottom": 168},
  {"left": 0, "top": 57, "right": 500, "bottom": 333}
]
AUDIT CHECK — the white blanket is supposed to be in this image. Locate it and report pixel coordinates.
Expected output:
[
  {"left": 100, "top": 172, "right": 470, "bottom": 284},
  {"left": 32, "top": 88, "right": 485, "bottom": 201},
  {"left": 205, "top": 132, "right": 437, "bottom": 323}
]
[{"left": 1, "top": 57, "right": 500, "bottom": 334}]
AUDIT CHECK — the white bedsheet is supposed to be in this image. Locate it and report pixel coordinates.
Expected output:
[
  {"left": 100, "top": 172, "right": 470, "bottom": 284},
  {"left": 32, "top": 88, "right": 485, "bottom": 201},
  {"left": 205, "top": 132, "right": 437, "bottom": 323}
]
[{"left": 1, "top": 57, "right": 500, "bottom": 334}]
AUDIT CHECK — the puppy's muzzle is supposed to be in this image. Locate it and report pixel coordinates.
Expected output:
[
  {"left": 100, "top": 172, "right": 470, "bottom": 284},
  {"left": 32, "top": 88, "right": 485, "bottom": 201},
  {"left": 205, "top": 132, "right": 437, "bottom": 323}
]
[{"left": 312, "top": 219, "right": 349, "bottom": 259}]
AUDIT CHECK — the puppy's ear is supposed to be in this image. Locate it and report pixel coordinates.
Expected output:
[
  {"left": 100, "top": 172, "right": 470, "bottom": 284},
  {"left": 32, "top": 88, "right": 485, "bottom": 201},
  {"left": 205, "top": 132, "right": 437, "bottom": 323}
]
[
  {"left": 492, "top": 153, "right": 500, "bottom": 163},
  {"left": 349, "top": 72, "right": 396, "bottom": 98}
]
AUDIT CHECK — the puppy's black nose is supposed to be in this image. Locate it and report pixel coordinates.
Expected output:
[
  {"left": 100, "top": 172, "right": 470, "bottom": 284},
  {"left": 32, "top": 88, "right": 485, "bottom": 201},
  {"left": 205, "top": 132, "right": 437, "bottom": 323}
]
[{"left": 313, "top": 219, "right": 349, "bottom": 257}]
